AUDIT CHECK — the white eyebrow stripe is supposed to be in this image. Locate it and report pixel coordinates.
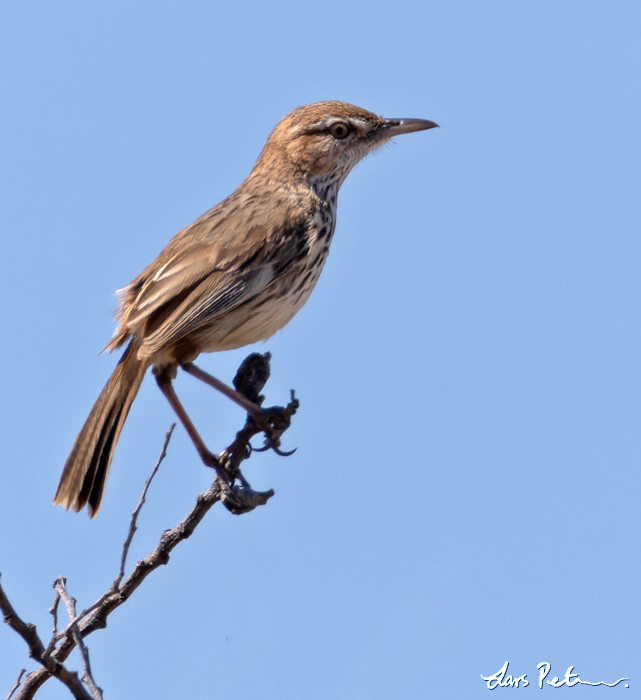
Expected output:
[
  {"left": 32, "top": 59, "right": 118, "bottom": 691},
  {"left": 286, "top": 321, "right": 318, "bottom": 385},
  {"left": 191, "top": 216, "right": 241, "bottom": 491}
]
[{"left": 305, "top": 116, "right": 372, "bottom": 136}]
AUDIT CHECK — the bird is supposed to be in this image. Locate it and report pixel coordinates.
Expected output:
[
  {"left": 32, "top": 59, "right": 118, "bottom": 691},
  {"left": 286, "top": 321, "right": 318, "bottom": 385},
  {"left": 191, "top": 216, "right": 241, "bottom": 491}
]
[{"left": 54, "top": 100, "right": 438, "bottom": 517}]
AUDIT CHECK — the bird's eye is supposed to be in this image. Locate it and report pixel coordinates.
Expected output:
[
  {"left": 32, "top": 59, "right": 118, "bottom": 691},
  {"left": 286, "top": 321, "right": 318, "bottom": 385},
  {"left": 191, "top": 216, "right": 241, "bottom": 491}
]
[{"left": 329, "top": 122, "right": 351, "bottom": 139}]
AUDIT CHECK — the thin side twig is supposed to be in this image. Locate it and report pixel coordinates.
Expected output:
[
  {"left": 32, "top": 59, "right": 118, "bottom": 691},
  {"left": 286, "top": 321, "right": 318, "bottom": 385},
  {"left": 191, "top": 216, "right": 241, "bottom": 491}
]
[
  {"left": 114, "top": 423, "right": 175, "bottom": 589},
  {"left": 48, "top": 591, "right": 60, "bottom": 637},
  {"left": 44, "top": 589, "right": 61, "bottom": 656},
  {"left": 49, "top": 423, "right": 177, "bottom": 645},
  {"left": 54, "top": 579, "right": 102, "bottom": 700},
  {"left": 4, "top": 669, "right": 25, "bottom": 700}
]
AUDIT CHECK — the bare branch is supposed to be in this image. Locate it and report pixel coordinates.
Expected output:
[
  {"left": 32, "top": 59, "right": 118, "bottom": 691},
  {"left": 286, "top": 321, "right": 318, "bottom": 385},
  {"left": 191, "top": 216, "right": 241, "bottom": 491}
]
[
  {"left": 0, "top": 574, "right": 92, "bottom": 700},
  {"left": 5, "top": 352, "right": 298, "bottom": 698},
  {"left": 0, "top": 574, "right": 47, "bottom": 662}
]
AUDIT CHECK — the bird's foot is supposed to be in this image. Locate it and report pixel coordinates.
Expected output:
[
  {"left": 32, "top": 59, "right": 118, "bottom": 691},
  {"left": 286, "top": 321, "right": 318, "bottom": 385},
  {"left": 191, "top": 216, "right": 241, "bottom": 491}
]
[
  {"left": 200, "top": 450, "right": 271, "bottom": 513},
  {"left": 250, "top": 391, "right": 299, "bottom": 456}
]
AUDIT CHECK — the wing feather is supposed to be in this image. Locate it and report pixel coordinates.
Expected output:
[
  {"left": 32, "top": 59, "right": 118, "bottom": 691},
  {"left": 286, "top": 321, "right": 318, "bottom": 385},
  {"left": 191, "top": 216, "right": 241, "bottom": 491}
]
[
  {"left": 140, "top": 264, "right": 274, "bottom": 354},
  {"left": 106, "top": 192, "right": 312, "bottom": 355}
]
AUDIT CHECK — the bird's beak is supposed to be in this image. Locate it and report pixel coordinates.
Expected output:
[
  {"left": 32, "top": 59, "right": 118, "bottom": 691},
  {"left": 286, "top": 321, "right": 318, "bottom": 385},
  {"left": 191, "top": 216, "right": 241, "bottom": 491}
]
[{"left": 379, "top": 117, "right": 439, "bottom": 138}]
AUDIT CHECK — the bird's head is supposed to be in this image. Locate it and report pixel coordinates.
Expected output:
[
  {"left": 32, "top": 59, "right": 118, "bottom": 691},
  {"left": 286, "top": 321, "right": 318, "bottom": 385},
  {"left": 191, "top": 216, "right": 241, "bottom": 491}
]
[{"left": 253, "top": 101, "right": 438, "bottom": 196}]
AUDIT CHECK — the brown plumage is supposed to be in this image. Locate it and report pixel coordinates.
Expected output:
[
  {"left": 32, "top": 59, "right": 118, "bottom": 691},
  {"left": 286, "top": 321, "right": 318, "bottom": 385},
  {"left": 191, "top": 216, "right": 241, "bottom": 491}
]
[{"left": 54, "top": 100, "right": 438, "bottom": 516}]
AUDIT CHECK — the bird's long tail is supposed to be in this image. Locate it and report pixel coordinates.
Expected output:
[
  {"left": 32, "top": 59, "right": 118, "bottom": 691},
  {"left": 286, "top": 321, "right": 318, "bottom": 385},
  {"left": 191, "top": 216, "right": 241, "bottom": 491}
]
[{"left": 54, "top": 340, "right": 148, "bottom": 517}]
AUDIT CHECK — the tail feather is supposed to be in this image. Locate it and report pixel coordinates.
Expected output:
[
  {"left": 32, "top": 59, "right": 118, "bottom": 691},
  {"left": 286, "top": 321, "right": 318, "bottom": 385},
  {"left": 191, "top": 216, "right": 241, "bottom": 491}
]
[{"left": 54, "top": 341, "right": 148, "bottom": 517}]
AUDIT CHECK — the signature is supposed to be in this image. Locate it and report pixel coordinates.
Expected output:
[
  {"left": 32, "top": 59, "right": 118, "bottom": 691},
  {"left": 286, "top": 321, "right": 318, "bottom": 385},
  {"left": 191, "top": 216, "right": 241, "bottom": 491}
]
[{"left": 481, "top": 661, "right": 629, "bottom": 689}]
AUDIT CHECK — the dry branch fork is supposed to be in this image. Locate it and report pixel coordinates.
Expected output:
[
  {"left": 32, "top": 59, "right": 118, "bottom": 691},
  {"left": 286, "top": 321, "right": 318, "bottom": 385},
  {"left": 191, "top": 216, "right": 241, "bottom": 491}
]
[{"left": 1, "top": 352, "right": 298, "bottom": 699}]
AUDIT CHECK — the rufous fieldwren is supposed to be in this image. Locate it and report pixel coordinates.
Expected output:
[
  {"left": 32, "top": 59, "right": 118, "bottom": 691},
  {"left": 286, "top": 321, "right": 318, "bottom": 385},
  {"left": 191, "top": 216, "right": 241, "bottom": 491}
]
[{"left": 54, "top": 100, "right": 438, "bottom": 516}]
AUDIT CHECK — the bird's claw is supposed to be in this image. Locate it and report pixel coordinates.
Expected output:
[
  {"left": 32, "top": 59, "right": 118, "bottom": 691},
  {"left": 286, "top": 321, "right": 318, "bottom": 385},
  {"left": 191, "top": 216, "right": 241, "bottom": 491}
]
[
  {"left": 271, "top": 445, "right": 297, "bottom": 457},
  {"left": 248, "top": 439, "right": 297, "bottom": 457},
  {"left": 249, "top": 390, "right": 299, "bottom": 457},
  {"left": 249, "top": 443, "right": 269, "bottom": 453}
]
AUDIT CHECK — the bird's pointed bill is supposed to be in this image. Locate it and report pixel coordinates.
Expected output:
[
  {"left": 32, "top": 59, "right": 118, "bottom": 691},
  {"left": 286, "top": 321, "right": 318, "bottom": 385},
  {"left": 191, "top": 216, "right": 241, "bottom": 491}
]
[{"left": 380, "top": 118, "right": 439, "bottom": 138}]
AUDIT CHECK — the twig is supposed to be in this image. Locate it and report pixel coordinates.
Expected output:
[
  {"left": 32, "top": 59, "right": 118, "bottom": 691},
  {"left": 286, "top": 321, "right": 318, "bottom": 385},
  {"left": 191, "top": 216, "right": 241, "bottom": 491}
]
[
  {"left": 50, "top": 423, "right": 177, "bottom": 643},
  {"left": 54, "top": 579, "right": 102, "bottom": 700},
  {"left": 4, "top": 669, "right": 25, "bottom": 700},
  {"left": 44, "top": 589, "right": 61, "bottom": 656},
  {"left": 114, "top": 423, "right": 175, "bottom": 589},
  {"left": 48, "top": 591, "right": 60, "bottom": 637}
]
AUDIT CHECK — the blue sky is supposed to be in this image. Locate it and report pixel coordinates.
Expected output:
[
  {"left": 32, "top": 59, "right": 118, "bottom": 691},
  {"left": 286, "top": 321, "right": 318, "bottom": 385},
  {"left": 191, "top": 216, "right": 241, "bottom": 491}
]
[{"left": 1, "top": 2, "right": 640, "bottom": 697}]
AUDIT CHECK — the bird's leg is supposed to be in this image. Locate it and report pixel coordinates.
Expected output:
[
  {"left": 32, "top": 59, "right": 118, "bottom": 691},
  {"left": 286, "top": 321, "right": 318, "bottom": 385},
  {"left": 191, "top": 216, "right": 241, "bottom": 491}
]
[
  {"left": 154, "top": 370, "right": 230, "bottom": 484},
  {"left": 181, "top": 362, "right": 264, "bottom": 419},
  {"left": 181, "top": 360, "right": 299, "bottom": 455}
]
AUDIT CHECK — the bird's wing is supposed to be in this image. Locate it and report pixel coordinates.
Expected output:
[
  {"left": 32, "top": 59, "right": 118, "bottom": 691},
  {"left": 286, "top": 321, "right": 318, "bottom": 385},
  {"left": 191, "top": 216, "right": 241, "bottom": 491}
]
[
  {"left": 110, "top": 212, "right": 310, "bottom": 354},
  {"left": 139, "top": 260, "right": 274, "bottom": 354}
]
